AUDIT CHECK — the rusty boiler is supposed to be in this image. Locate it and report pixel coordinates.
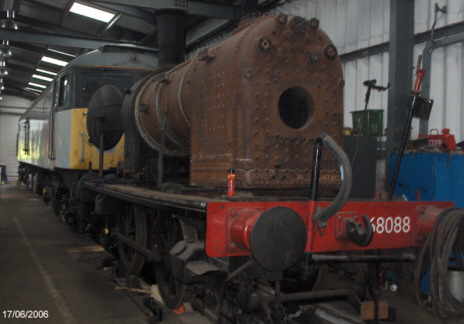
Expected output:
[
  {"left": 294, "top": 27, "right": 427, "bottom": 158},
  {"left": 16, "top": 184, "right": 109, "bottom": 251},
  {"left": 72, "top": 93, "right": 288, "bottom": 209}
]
[{"left": 127, "top": 14, "right": 344, "bottom": 189}]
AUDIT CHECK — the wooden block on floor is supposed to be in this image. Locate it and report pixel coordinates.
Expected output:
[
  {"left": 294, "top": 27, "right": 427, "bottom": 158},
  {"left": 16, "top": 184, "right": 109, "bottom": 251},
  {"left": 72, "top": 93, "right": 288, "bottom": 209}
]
[{"left": 361, "top": 300, "right": 388, "bottom": 320}]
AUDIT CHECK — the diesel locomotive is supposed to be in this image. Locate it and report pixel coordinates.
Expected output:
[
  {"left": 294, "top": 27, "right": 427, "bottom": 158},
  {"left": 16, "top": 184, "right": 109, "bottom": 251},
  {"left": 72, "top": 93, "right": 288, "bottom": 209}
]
[
  {"left": 17, "top": 45, "right": 157, "bottom": 219},
  {"left": 18, "top": 13, "right": 463, "bottom": 323}
]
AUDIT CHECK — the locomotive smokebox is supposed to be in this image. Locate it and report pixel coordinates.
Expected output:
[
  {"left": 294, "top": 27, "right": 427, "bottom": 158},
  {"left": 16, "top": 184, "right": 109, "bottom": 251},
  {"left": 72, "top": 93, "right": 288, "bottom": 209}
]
[
  {"left": 87, "top": 85, "right": 124, "bottom": 150},
  {"left": 128, "top": 14, "right": 343, "bottom": 189}
]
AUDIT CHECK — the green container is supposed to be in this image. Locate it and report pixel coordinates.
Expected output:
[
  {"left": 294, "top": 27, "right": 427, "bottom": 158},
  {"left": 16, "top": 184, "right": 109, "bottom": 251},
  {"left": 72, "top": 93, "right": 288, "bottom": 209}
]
[{"left": 351, "top": 109, "right": 384, "bottom": 136}]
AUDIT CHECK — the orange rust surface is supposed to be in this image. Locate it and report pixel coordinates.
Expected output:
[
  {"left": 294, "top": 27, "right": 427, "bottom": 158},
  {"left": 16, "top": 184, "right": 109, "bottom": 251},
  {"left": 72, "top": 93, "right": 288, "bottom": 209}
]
[{"left": 135, "top": 14, "right": 343, "bottom": 189}]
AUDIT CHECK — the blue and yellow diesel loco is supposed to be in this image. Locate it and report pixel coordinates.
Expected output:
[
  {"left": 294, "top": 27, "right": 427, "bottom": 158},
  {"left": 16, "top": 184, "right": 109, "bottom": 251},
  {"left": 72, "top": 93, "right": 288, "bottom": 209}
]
[{"left": 17, "top": 45, "right": 157, "bottom": 219}]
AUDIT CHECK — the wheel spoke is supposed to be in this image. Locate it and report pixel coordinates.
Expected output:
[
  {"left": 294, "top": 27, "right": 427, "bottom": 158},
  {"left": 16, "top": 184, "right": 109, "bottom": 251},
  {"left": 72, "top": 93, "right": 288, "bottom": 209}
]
[
  {"left": 116, "top": 204, "right": 147, "bottom": 275},
  {"left": 153, "top": 214, "right": 189, "bottom": 309}
]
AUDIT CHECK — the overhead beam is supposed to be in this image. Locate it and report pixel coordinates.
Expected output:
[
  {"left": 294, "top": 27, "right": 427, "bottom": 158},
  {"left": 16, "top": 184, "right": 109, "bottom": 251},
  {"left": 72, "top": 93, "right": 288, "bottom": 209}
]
[
  {"left": 0, "top": 29, "right": 142, "bottom": 49},
  {"left": 10, "top": 43, "right": 75, "bottom": 62},
  {"left": 5, "top": 59, "right": 60, "bottom": 77},
  {"left": 94, "top": 2, "right": 155, "bottom": 23},
  {"left": 3, "top": 78, "right": 34, "bottom": 90},
  {"left": 4, "top": 71, "right": 35, "bottom": 85},
  {"left": 6, "top": 62, "right": 36, "bottom": 74},
  {"left": 92, "top": 0, "right": 249, "bottom": 20},
  {"left": 16, "top": 16, "right": 96, "bottom": 39}
]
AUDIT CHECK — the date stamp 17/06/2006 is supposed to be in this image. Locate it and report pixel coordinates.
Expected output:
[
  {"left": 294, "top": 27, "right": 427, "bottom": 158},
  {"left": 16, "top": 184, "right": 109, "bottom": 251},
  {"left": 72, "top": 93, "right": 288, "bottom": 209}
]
[{"left": 2, "top": 310, "right": 49, "bottom": 319}]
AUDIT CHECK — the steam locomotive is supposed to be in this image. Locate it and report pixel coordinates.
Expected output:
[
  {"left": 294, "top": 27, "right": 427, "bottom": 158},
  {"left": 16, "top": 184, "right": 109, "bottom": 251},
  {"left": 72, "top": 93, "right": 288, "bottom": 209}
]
[{"left": 18, "top": 14, "right": 463, "bottom": 323}]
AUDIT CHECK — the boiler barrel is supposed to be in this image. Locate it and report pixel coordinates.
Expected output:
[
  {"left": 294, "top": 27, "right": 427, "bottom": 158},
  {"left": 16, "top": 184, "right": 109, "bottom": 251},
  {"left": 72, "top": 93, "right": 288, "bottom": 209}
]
[{"left": 131, "top": 14, "right": 344, "bottom": 188}]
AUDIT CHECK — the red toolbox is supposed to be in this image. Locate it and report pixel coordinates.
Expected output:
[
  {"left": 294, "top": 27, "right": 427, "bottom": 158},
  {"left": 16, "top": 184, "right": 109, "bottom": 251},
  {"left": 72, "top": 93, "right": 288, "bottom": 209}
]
[{"left": 419, "top": 128, "right": 457, "bottom": 151}]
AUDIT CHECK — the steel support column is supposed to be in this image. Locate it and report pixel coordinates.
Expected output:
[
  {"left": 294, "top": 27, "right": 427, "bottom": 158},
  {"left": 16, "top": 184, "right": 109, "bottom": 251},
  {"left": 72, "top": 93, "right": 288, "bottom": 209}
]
[
  {"left": 385, "top": 0, "right": 414, "bottom": 191},
  {"left": 156, "top": 9, "right": 186, "bottom": 67}
]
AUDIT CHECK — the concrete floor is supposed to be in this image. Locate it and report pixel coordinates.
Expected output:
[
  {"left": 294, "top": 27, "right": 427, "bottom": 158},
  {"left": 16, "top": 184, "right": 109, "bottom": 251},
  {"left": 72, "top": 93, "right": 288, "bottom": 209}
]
[{"left": 0, "top": 180, "right": 207, "bottom": 324}]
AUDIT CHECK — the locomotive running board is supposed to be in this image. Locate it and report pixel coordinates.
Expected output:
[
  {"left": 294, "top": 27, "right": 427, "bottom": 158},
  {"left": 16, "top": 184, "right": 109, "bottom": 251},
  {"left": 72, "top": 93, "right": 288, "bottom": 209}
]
[{"left": 82, "top": 182, "right": 226, "bottom": 212}]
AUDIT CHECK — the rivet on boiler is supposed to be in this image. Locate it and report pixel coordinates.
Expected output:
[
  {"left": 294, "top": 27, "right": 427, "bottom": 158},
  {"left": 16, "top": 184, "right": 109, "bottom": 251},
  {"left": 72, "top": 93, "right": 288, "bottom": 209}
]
[{"left": 245, "top": 69, "right": 254, "bottom": 79}]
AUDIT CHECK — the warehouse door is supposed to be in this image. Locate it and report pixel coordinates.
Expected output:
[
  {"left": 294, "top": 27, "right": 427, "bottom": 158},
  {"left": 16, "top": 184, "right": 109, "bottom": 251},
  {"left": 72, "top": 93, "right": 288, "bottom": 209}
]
[{"left": 0, "top": 114, "right": 20, "bottom": 178}]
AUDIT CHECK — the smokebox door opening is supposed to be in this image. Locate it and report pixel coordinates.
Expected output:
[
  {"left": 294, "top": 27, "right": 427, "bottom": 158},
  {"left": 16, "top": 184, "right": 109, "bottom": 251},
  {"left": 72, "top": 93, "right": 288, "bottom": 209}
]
[{"left": 278, "top": 87, "right": 313, "bottom": 129}]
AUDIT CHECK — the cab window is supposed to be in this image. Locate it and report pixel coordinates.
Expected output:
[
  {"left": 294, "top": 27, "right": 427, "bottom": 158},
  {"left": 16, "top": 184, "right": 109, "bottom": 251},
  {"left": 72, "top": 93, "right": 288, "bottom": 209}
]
[
  {"left": 58, "top": 75, "right": 70, "bottom": 107},
  {"left": 77, "top": 69, "right": 148, "bottom": 107}
]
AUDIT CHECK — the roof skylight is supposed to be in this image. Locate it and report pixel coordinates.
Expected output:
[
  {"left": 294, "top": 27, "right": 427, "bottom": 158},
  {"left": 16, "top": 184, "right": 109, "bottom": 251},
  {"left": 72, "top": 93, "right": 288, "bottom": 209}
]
[
  {"left": 41, "top": 56, "right": 68, "bottom": 67},
  {"left": 47, "top": 48, "right": 76, "bottom": 58},
  {"left": 25, "top": 87, "right": 43, "bottom": 93},
  {"left": 32, "top": 74, "right": 54, "bottom": 82},
  {"left": 28, "top": 82, "right": 47, "bottom": 89},
  {"left": 69, "top": 2, "right": 115, "bottom": 23},
  {"left": 36, "top": 68, "right": 57, "bottom": 76}
]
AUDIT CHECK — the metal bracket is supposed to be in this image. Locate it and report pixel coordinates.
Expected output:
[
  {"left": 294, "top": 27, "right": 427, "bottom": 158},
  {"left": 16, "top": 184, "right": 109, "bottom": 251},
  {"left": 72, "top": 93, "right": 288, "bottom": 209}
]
[
  {"left": 174, "top": 0, "right": 189, "bottom": 11},
  {"left": 335, "top": 213, "right": 374, "bottom": 247}
]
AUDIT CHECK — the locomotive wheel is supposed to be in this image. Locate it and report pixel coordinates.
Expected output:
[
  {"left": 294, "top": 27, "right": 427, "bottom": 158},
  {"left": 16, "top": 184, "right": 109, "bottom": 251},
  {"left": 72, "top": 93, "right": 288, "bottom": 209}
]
[
  {"left": 117, "top": 204, "right": 147, "bottom": 275},
  {"left": 153, "top": 214, "right": 189, "bottom": 309}
]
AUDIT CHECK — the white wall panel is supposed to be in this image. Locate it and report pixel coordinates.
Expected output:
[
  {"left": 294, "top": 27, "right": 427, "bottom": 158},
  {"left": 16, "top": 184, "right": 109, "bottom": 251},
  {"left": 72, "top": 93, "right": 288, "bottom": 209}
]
[
  {"left": 346, "top": 0, "right": 360, "bottom": 52},
  {"left": 356, "top": 58, "right": 370, "bottom": 109},
  {"left": 0, "top": 96, "right": 31, "bottom": 115},
  {"left": 276, "top": 0, "right": 391, "bottom": 54},
  {"left": 444, "top": 43, "right": 462, "bottom": 139},
  {"left": 335, "top": 0, "right": 347, "bottom": 54},
  {"left": 343, "top": 61, "right": 357, "bottom": 125},
  {"left": 342, "top": 53, "right": 389, "bottom": 128},
  {"left": 368, "top": 55, "right": 383, "bottom": 109},
  {"left": 381, "top": 52, "right": 390, "bottom": 110},
  {"left": 382, "top": 2, "right": 390, "bottom": 43},
  {"left": 429, "top": 47, "right": 446, "bottom": 130},
  {"left": 414, "top": 0, "right": 464, "bottom": 32},
  {"left": 357, "top": 0, "right": 371, "bottom": 49},
  {"left": 0, "top": 114, "right": 20, "bottom": 177},
  {"left": 371, "top": 1, "right": 385, "bottom": 45},
  {"left": 415, "top": 1, "right": 431, "bottom": 34},
  {"left": 447, "top": 0, "right": 464, "bottom": 25},
  {"left": 0, "top": 96, "right": 31, "bottom": 177},
  {"left": 323, "top": 1, "right": 337, "bottom": 42},
  {"left": 424, "top": 44, "right": 464, "bottom": 142}
]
